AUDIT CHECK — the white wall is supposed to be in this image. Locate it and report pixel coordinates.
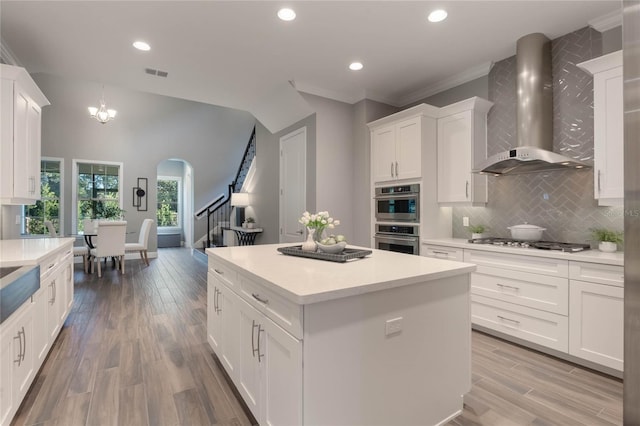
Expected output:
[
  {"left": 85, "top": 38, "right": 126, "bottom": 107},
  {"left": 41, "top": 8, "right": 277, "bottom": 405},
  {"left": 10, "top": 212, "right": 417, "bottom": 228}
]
[{"left": 26, "top": 73, "right": 255, "bottom": 251}]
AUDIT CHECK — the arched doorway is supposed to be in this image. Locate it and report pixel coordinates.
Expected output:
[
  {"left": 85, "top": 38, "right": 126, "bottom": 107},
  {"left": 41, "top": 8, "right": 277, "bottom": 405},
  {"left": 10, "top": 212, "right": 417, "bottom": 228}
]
[{"left": 156, "top": 159, "right": 194, "bottom": 248}]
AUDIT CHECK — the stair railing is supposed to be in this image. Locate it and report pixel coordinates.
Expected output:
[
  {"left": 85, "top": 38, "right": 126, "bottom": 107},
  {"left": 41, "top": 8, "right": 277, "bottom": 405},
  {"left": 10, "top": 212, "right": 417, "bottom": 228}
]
[{"left": 197, "top": 126, "right": 257, "bottom": 248}]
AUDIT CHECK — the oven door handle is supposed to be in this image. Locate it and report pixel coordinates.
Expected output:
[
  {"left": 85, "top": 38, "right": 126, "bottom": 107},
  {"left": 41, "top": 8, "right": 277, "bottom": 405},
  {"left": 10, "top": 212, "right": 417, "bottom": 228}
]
[
  {"left": 374, "top": 193, "right": 418, "bottom": 200},
  {"left": 374, "top": 234, "right": 419, "bottom": 245}
]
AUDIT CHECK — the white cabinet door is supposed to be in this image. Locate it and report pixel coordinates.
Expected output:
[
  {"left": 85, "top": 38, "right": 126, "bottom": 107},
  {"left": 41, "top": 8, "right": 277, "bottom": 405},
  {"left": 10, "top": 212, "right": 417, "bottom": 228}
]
[
  {"left": 0, "top": 322, "right": 15, "bottom": 426},
  {"left": 395, "top": 116, "right": 421, "bottom": 180},
  {"left": 44, "top": 269, "right": 63, "bottom": 343},
  {"left": 569, "top": 280, "right": 623, "bottom": 371},
  {"left": 0, "top": 65, "right": 48, "bottom": 205},
  {"left": 438, "top": 111, "right": 472, "bottom": 203},
  {"left": 594, "top": 66, "right": 623, "bottom": 205},
  {"left": 578, "top": 51, "right": 623, "bottom": 206},
  {"left": 261, "top": 316, "right": 302, "bottom": 426},
  {"left": 371, "top": 125, "right": 396, "bottom": 183},
  {"left": 207, "top": 275, "right": 222, "bottom": 353},
  {"left": 31, "top": 288, "right": 50, "bottom": 366},
  {"left": 0, "top": 300, "right": 36, "bottom": 418},
  {"left": 236, "top": 297, "right": 262, "bottom": 420},
  {"left": 371, "top": 117, "right": 422, "bottom": 183}
]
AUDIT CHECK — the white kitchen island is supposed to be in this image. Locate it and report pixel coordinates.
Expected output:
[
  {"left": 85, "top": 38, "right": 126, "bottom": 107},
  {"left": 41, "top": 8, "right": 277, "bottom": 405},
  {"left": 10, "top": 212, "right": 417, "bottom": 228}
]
[{"left": 206, "top": 244, "right": 476, "bottom": 426}]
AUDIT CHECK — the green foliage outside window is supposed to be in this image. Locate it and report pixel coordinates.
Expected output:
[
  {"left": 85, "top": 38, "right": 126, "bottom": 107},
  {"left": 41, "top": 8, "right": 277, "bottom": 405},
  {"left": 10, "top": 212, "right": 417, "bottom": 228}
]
[
  {"left": 76, "top": 163, "right": 122, "bottom": 231},
  {"left": 24, "top": 160, "right": 61, "bottom": 235},
  {"left": 157, "top": 179, "right": 179, "bottom": 227}
]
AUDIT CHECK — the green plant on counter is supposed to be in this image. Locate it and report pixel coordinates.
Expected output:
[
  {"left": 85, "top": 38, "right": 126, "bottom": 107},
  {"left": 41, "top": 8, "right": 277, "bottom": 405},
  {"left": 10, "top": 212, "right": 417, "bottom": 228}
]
[
  {"left": 469, "top": 224, "right": 487, "bottom": 234},
  {"left": 590, "top": 228, "right": 623, "bottom": 244},
  {"left": 246, "top": 217, "right": 255, "bottom": 223}
]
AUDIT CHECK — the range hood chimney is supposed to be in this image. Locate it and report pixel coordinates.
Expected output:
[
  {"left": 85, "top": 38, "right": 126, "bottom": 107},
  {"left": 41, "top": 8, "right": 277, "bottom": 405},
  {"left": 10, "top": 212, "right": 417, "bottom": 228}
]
[{"left": 474, "top": 33, "right": 590, "bottom": 175}]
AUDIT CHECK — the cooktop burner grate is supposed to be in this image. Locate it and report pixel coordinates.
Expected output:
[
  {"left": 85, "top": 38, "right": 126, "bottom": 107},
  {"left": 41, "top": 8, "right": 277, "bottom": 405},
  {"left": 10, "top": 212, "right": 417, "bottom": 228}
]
[{"left": 468, "top": 237, "right": 590, "bottom": 252}]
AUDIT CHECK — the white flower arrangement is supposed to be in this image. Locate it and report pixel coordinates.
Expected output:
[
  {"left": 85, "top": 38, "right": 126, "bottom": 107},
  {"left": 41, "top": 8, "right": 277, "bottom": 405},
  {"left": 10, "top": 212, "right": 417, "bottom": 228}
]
[{"left": 299, "top": 211, "right": 340, "bottom": 234}]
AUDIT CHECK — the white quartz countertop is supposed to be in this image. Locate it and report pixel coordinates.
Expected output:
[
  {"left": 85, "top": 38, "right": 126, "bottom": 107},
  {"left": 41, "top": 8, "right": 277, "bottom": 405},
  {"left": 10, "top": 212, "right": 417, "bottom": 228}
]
[
  {"left": 423, "top": 238, "right": 624, "bottom": 266},
  {"left": 206, "top": 244, "right": 476, "bottom": 304},
  {"left": 0, "top": 238, "right": 75, "bottom": 267}
]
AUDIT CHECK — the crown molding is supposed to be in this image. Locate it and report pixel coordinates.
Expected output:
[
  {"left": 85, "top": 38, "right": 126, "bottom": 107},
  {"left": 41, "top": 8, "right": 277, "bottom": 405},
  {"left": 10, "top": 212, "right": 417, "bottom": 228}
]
[
  {"left": 589, "top": 9, "right": 622, "bottom": 32},
  {"left": 397, "top": 61, "right": 493, "bottom": 107},
  {"left": 0, "top": 37, "right": 22, "bottom": 66}
]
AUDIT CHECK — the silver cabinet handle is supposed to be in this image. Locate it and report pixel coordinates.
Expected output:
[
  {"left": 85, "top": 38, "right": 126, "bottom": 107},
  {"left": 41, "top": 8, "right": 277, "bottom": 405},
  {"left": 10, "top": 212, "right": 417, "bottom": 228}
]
[
  {"left": 465, "top": 181, "right": 469, "bottom": 199},
  {"left": 214, "top": 288, "right": 221, "bottom": 314},
  {"left": 251, "top": 320, "right": 258, "bottom": 358},
  {"left": 252, "top": 293, "right": 269, "bottom": 304},
  {"left": 20, "top": 326, "right": 26, "bottom": 362},
  {"left": 14, "top": 331, "right": 22, "bottom": 365},
  {"left": 390, "top": 162, "right": 394, "bottom": 177},
  {"left": 432, "top": 250, "right": 450, "bottom": 257},
  {"left": 49, "top": 280, "right": 56, "bottom": 304},
  {"left": 256, "top": 324, "right": 264, "bottom": 363},
  {"left": 497, "top": 283, "right": 520, "bottom": 291},
  {"left": 497, "top": 315, "right": 520, "bottom": 324},
  {"left": 597, "top": 169, "right": 602, "bottom": 193},
  {"left": 296, "top": 230, "right": 303, "bottom": 235},
  {"left": 214, "top": 268, "right": 224, "bottom": 275},
  {"left": 395, "top": 161, "right": 399, "bottom": 177}
]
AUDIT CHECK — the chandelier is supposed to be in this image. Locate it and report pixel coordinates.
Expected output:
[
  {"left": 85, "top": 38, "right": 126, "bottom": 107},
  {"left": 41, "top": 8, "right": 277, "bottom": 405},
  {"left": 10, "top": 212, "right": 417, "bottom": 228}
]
[{"left": 88, "top": 86, "right": 117, "bottom": 124}]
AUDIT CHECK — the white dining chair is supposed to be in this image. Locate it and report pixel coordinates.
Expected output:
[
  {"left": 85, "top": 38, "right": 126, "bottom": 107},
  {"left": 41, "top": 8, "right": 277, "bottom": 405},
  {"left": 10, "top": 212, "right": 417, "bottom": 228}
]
[
  {"left": 45, "top": 220, "right": 89, "bottom": 273},
  {"left": 90, "top": 220, "right": 127, "bottom": 278},
  {"left": 125, "top": 218, "right": 154, "bottom": 266}
]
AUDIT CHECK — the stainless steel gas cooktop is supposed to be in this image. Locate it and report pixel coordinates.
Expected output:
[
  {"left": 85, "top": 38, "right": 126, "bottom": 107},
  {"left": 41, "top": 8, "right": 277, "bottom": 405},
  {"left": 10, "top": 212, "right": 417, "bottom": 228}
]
[{"left": 468, "top": 237, "right": 590, "bottom": 252}]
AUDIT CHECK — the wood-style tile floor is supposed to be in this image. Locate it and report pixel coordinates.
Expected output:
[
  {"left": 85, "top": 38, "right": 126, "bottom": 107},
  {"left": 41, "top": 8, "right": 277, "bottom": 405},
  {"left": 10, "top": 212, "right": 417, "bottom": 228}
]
[{"left": 12, "top": 248, "right": 622, "bottom": 426}]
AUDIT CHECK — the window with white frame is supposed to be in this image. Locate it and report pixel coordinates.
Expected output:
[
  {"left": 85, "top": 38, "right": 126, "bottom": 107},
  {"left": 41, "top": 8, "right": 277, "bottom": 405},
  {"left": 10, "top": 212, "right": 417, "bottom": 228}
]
[
  {"left": 23, "top": 158, "right": 63, "bottom": 235},
  {"left": 72, "top": 160, "right": 123, "bottom": 233},
  {"left": 157, "top": 176, "right": 181, "bottom": 228}
]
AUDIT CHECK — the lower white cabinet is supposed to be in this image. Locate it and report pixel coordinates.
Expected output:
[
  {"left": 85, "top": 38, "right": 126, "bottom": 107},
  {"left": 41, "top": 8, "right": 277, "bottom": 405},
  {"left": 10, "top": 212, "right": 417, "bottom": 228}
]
[
  {"left": 569, "top": 261, "right": 624, "bottom": 371},
  {"left": 0, "top": 298, "right": 35, "bottom": 426},
  {"left": 0, "top": 241, "right": 74, "bottom": 426},
  {"left": 425, "top": 243, "right": 624, "bottom": 373},
  {"left": 207, "top": 263, "right": 302, "bottom": 426},
  {"left": 236, "top": 296, "right": 302, "bottom": 425}
]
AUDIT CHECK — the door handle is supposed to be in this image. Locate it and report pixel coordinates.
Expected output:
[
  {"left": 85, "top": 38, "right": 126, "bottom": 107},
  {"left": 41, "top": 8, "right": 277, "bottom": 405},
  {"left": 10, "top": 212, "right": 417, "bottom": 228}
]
[
  {"left": 390, "top": 162, "right": 394, "bottom": 177},
  {"left": 296, "top": 230, "right": 303, "bottom": 235},
  {"left": 465, "top": 181, "right": 469, "bottom": 199},
  {"left": 252, "top": 293, "right": 269, "bottom": 304},
  {"left": 395, "top": 161, "right": 399, "bottom": 177},
  {"left": 20, "top": 326, "right": 26, "bottom": 362},
  {"left": 597, "top": 169, "right": 602, "bottom": 193}
]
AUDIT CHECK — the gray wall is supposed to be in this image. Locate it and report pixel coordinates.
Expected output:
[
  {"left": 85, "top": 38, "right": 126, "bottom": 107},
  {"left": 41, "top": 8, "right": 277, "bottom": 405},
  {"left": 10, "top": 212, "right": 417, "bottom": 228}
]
[
  {"left": 250, "top": 115, "right": 317, "bottom": 245},
  {"left": 450, "top": 26, "right": 624, "bottom": 244},
  {"left": 409, "top": 75, "right": 490, "bottom": 108},
  {"left": 26, "top": 73, "right": 255, "bottom": 251}
]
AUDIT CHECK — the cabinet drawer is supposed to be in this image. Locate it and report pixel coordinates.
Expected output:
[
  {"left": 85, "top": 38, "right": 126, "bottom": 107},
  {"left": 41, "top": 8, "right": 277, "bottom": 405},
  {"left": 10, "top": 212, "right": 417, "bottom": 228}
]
[
  {"left": 569, "top": 262, "right": 624, "bottom": 287},
  {"left": 464, "top": 249, "right": 568, "bottom": 277},
  {"left": 208, "top": 258, "right": 237, "bottom": 288},
  {"left": 471, "top": 294, "right": 568, "bottom": 352},
  {"left": 238, "top": 273, "right": 302, "bottom": 339},
  {"left": 39, "top": 252, "right": 62, "bottom": 280},
  {"left": 422, "top": 245, "right": 463, "bottom": 261},
  {"left": 471, "top": 266, "right": 568, "bottom": 315}
]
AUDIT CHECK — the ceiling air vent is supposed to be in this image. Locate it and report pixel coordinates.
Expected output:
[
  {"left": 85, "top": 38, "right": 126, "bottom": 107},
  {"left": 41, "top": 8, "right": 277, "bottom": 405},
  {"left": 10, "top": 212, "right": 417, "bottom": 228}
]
[{"left": 144, "top": 68, "right": 169, "bottom": 78}]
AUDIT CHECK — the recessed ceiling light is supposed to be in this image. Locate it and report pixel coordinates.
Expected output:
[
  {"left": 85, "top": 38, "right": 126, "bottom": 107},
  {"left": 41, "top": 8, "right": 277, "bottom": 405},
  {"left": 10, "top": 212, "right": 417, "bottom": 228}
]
[
  {"left": 133, "top": 41, "right": 151, "bottom": 51},
  {"left": 349, "top": 62, "right": 364, "bottom": 71},
  {"left": 277, "top": 8, "right": 296, "bottom": 21},
  {"left": 428, "top": 9, "right": 448, "bottom": 23}
]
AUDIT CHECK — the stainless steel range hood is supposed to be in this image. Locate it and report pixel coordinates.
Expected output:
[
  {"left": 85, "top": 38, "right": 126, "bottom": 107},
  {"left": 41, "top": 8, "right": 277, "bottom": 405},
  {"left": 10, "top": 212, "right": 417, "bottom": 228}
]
[{"left": 473, "top": 33, "right": 590, "bottom": 175}]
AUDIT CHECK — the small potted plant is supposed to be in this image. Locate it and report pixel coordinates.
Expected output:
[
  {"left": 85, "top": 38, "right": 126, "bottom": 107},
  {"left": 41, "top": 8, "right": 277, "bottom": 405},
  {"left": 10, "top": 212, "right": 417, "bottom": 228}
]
[
  {"left": 245, "top": 217, "right": 256, "bottom": 229},
  {"left": 591, "top": 228, "right": 623, "bottom": 252},
  {"left": 469, "top": 224, "right": 487, "bottom": 240}
]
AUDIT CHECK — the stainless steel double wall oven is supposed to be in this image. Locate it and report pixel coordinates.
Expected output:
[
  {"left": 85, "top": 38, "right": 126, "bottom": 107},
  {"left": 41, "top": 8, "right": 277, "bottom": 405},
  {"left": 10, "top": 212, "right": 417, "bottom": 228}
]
[{"left": 373, "top": 184, "right": 420, "bottom": 255}]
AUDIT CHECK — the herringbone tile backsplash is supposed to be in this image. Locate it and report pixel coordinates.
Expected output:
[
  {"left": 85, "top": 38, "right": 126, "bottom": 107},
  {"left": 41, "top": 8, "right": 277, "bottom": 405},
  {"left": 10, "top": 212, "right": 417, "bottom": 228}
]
[{"left": 452, "top": 27, "right": 624, "bottom": 245}]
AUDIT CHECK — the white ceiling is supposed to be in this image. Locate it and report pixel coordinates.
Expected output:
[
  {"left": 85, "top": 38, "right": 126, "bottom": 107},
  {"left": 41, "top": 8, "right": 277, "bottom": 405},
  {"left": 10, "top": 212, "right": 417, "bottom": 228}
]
[{"left": 1, "top": 1, "right": 620, "bottom": 116}]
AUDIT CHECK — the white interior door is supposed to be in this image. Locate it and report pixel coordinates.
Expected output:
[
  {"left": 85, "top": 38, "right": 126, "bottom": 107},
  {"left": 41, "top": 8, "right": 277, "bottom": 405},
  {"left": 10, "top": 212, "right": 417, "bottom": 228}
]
[{"left": 279, "top": 127, "right": 306, "bottom": 243}]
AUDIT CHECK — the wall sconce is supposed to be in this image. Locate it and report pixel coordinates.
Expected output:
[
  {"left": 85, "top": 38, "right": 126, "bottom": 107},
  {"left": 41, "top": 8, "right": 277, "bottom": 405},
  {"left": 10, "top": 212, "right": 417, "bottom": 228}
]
[{"left": 231, "top": 192, "right": 250, "bottom": 226}]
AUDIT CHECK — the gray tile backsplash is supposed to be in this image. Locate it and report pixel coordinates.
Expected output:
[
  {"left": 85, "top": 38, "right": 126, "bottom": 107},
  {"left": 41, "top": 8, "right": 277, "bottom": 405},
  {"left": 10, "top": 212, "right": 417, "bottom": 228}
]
[{"left": 452, "top": 27, "right": 623, "bottom": 245}]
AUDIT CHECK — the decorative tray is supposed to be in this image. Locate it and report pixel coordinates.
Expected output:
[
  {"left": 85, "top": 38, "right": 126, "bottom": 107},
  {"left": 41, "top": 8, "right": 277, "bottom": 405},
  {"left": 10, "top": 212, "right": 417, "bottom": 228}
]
[{"left": 277, "top": 245, "right": 372, "bottom": 263}]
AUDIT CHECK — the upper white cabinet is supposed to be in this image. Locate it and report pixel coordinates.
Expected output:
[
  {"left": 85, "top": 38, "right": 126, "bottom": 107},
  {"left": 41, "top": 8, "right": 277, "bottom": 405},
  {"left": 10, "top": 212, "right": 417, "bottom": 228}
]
[
  {"left": 1, "top": 64, "right": 50, "bottom": 205},
  {"left": 369, "top": 104, "right": 439, "bottom": 183},
  {"left": 437, "top": 97, "right": 493, "bottom": 206},
  {"left": 578, "top": 51, "right": 623, "bottom": 206}
]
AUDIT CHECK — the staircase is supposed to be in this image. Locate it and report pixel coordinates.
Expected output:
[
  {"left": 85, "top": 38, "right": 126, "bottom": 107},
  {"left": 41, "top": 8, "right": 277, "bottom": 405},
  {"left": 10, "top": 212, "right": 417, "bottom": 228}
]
[{"left": 196, "top": 126, "right": 256, "bottom": 249}]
